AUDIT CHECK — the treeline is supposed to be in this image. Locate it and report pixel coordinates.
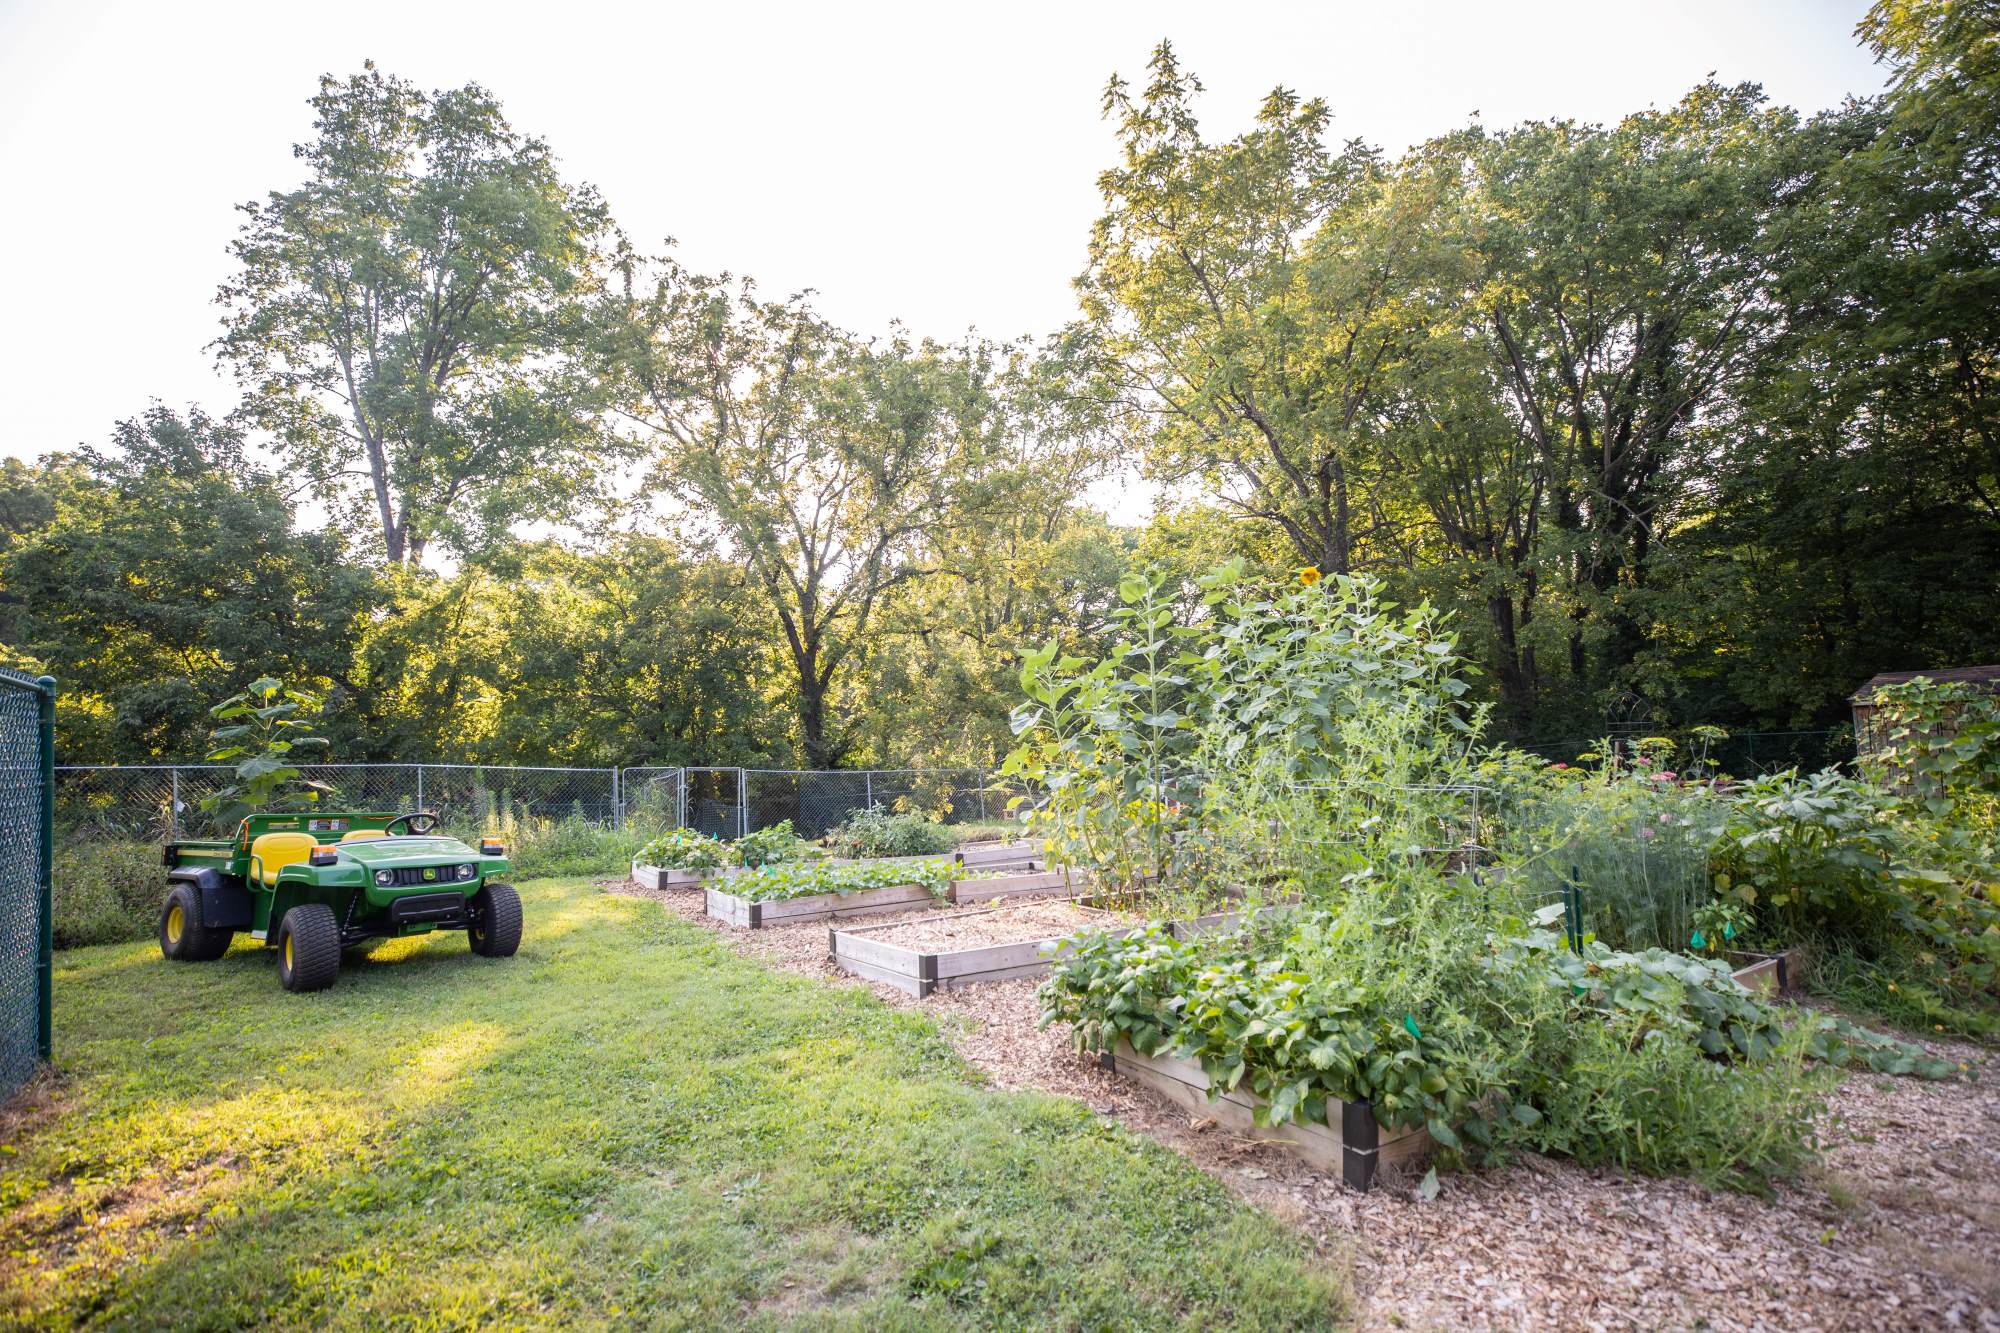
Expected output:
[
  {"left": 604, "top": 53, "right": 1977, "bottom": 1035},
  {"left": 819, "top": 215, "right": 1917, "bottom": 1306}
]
[{"left": 3, "top": 2, "right": 1996, "bottom": 768}]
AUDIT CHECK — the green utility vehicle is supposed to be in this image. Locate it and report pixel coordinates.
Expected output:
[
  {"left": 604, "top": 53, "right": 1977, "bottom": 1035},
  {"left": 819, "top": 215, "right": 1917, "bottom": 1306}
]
[{"left": 160, "top": 810, "right": 522, "bottom": 992}]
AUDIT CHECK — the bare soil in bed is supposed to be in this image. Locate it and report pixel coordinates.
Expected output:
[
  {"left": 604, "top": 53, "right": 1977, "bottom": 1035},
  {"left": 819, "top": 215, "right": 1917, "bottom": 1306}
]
[
  {"left": 607, "top": 877, "right": 2000, "bottom": 1331},
  {"left": 843, "top": 898, "right": 1128, "bottom": 952}
]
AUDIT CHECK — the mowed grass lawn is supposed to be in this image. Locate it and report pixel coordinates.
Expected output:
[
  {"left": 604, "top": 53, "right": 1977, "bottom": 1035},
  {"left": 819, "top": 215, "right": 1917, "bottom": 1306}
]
[{"left": 0, "top": 878, "right": 1344, "bottom": 1330}]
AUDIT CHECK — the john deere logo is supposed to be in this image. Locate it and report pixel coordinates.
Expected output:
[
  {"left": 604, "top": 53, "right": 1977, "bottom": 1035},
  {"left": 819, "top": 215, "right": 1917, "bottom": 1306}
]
[{"left": 422, "top": 868, "right": 437, "bottom": 881}]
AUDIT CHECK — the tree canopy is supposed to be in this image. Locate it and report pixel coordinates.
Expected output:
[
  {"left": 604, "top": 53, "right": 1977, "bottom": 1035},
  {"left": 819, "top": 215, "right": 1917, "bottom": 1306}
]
[{"left": 8, "top": 3, "right": 1997, "bottom": 767}]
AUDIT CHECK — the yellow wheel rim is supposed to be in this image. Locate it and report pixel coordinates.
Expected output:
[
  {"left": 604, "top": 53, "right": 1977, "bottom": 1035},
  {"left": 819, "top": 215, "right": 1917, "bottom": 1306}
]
[
  {"left": 165, "top": 904, "right": 184, "bottom": 945},
  {"left": 283, "top": 934, "right": 293, "bottom": 972}
]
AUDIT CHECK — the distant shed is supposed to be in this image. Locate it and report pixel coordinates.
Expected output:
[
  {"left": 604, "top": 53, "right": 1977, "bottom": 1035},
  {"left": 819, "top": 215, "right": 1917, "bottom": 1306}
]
[{"left": 1850, "top": 665, "right": 2000, "bottom": 754}]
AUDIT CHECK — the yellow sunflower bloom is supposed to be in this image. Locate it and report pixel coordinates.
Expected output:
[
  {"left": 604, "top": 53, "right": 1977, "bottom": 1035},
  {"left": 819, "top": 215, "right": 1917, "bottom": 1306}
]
[{"left": 1298, "top": 566, "right": 1321, "bottom": 586}]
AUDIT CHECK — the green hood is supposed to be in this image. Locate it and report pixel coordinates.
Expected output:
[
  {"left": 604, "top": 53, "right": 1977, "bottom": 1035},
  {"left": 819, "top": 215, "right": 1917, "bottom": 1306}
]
[{"left": 334, "top": 834, "right": 479, "bottom": 868}]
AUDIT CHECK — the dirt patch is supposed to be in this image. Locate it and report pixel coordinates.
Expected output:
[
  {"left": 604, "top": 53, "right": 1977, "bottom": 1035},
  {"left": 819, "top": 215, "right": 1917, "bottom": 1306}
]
[
  {"left": 0, "top": 1071, "right": 71, "bottom": 1146},
  {"left": 604, "top": 876, "right": 2000, "bottom": 1331},
  {"left": 841, "top": 899, "right": 1128, "bottom": 953}
]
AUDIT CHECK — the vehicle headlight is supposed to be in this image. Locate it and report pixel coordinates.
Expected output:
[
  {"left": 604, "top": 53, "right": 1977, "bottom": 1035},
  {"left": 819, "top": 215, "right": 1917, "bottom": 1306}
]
[
  {"left": 374, "top": 870, "right": 394, "bottom": 886},
  {"left": 458, "top": 864, "right": 476, "bottom": 881}
]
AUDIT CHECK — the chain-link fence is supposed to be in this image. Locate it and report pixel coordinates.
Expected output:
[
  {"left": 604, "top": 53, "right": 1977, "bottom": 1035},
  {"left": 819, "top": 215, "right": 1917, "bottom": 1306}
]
[
  {"left": 0, "top": 670, "right": 54, "bottom": 1098},
  {"left": 682, "top": 767, "right": 1021, "bottom": 840},
  {"left": 53, "top": 762, "right": 1025, "bottom": 848},
  {"left": 1518, "top": 728, "right": 1857, "bottom": 776},
  {"left": 55, "top": 763, "right": 624, "bottom": 842},
  {"left": 619, "top": 767, "right": 686, "bottom": 834}
]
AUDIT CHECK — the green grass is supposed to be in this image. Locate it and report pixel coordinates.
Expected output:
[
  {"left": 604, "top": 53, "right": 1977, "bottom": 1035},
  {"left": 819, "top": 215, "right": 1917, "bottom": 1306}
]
[{"left": 1, "top": 879, "right": 1345, "bottom": 1330}]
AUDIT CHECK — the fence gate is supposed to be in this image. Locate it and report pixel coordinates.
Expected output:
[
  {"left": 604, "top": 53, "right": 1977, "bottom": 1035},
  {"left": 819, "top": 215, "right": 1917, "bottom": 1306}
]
[{"left": 0, "top": 671, "right": 53, "bottom": 1097}]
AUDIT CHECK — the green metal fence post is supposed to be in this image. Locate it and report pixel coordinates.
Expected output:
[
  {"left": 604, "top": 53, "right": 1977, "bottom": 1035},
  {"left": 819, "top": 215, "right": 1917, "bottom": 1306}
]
[{"left": 35, "top": 677, "right": 55, "bottom": 1063}]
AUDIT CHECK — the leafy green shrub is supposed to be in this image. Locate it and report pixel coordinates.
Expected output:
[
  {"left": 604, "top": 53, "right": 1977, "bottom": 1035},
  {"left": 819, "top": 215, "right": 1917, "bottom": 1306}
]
[
  {"left": 828, "top": 805, "right": 955, "bottom": 858},
  {"left": 1706, "top": 768, "right": 2000, "bottom": 1008},
  {"left": 634, "top": 827, "right": 725, "bottom": 871},
  {"left": 1709, "top": 769, "right": 1897, "bottom": 937},
  {"left": 1863, "top": 676, "right": 2000, "bottom": 817},
  {"left": 500, "top": 817, "right": 650, "bottom": 879},
  {"left": 199, "top": 676, "right": 333, "bottom": 826},
  {"left": 730, "top": 858, "right": 956, "bottom": 903},
  {"left": 732, "top": 819, "right": 811, "bottom": 868},
  {"left": 1005, "top": 565, "right": 1475, "bottom": 895},
  {"left": 1041, "top": 900, "right": 1954, "bottom": 1193},
  {"left": 53, "top": 842, "right": 164, "bottom": 948},
  {"left": 1523, "top": 1015, "right": 1833, "bottom": 1195}
]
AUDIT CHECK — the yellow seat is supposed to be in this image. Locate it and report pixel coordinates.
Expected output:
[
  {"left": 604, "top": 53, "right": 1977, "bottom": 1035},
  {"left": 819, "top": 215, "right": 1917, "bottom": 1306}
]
[
  {"left": 340, "top": 829, "right": 388, "bottom": 842},
  {"left": 249, "top": 831, "right": 318, "bottom": 887}
]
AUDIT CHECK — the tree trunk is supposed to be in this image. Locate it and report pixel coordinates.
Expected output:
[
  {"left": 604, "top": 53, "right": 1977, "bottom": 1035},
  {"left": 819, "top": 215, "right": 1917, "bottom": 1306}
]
[
  {"left": 793, "top": 632, "right": 843, "bottom": 770},
  {"left": 1486, "top": 593, "right": 1537, "bottom": 737}
]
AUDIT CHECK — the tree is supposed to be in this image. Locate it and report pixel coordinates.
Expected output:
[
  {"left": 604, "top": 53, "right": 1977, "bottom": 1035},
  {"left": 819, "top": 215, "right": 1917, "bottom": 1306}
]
[
  {"left": 345, "top": 539, "right": 786, "bottom": 767},
  {"left": 1081, "top": 43, "right": 1404, "bottom": 576},
  {"left": 2, "top": 407, "right": 371, "bottom": 759},
  {"left": 1654, "top": 7, "right": 2000, "bottom": 727},
  {"left": 612, "top": 257, "right": 1090, "bottom": 767},
  {"left": 1438, "top": 87, "right": 1795, "bottom": 708},
  {"left": 217, "top": 64, "right": 621, "bottom": 566}
]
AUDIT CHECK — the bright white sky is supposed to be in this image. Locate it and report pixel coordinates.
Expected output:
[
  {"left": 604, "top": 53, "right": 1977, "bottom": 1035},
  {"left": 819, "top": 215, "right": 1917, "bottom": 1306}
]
[{"left": 0, "top": 0, "right": 1886, "bottom": 470}]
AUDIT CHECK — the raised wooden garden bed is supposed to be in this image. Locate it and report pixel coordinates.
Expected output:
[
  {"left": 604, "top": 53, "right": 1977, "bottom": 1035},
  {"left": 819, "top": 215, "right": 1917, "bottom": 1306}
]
[
  {"left": 821, "top": 852, "right": 951, "bottom": 869},
  {"left": 631, "top": 861, "right": 738, "bottom": 891},
  {"left": 704, "top": 880, "right": 941, "bottom": 929},
  {"left": 948, "top": 868, "right": 1080, "bottom": 905},
  {"left": 955, "top": 838, "right": 1044, "bottom": 873},
  {"left": 1068, "top": 888, "right": 1286, "bottom": 943},
  {"left": 1728, "top": 946, "right": 1806, "bottom": 997},
  {"left": 828, "top": 898, "right": 1122, "bottom": 996},
  {"left": 1099, "top": 1039, "right": 1430, "bottom": 1192}
]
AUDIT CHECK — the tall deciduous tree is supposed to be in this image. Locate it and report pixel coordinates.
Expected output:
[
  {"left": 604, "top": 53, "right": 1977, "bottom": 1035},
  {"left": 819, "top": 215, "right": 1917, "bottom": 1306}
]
[
  {"left": 2, "top": 407, "right": 371, "bottom": 759},
  {"left": 613, "top": 258, "right": 1070, "bottom": 767},
  {"left": 1437, "top": 86, "right": 1794, "bottom": 699},
  {"left": 1081, "top": 43, "right": 1404, "bottom": 576},
  {"left": 217, "top": 64, "right": 620, "bottom": 565}
]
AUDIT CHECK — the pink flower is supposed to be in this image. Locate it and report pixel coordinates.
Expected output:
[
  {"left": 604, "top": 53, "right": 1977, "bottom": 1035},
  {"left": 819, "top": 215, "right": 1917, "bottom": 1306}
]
[{"left": 1552, "top": 763, "right": 1569, "bottom": 770}]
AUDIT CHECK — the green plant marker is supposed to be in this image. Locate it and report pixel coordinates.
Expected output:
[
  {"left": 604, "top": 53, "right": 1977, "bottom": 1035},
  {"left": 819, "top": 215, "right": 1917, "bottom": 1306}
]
[
  {"left": 1722, "top": 923, "right": 1736, "bottom": 941},
  {"left": 1404, "top": 1014, "right": 1421, "bottom": 1040},
  {"left": 1690, "top": 929, "right": 1707, "bottom": 950}
]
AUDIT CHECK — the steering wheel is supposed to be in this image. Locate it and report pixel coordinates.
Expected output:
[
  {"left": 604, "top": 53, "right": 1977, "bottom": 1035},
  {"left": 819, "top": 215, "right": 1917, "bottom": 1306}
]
[{"left": 384, "top": 811, "right": 442, "bottom": 836}]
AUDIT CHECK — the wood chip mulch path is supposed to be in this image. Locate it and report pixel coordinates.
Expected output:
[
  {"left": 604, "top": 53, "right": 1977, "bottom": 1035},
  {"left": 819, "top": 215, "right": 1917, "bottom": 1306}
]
[{"left": 608, "top": 878, "right": 2000, "bottom": 1331}]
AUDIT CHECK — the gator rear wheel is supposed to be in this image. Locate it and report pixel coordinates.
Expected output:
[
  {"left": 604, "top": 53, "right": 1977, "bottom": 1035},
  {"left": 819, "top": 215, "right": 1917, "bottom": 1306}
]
[
  {"left": 159, "top": 885, "right": 233, "bottom": 962},
  {"left": 276, "top": 904, "right": 341, "bottom": 992},
  {"left": 467, "top": 882, "right": 522, "bottom": 958}
]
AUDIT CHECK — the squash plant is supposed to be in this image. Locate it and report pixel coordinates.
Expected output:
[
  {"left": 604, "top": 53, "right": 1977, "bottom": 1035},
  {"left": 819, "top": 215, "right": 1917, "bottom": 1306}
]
[
  {"left": 636, "top": 827, "right": 726, "bottom": 871},
  {"left": 1041, "top": 908, "right": 1954, "bottom": 1159},
  {"left": 732, "top": 818, "right": 810, "bottom": 868},
  {"left": 730, "top": 857, "right": 956, "bottom": 903},
  {"left": 1708, "top": 769, "right": 1896, "bottom": 939}
]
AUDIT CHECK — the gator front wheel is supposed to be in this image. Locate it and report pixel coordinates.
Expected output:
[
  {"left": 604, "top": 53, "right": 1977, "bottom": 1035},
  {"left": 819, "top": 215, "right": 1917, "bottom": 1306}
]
[
  {"left": 468, "top": 882, "right": 522, "bottom": 957},
  {"left": 159, "top": 885, "right": 233, "bottom": 962},
  {"left": 276, "top": 904, "right": 341, "bottom": 992}
]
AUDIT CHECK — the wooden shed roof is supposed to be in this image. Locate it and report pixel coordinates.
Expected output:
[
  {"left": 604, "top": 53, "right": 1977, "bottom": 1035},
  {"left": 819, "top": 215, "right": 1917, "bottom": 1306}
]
[{"left": 1850, "top": 665, "right": 2000, "bottom": 705}]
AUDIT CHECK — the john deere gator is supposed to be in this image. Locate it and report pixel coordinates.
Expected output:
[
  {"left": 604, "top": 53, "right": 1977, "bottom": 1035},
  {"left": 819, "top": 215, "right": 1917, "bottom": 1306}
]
[{"left": 160, "top": 810, "right": 522, "bottom": 992}]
